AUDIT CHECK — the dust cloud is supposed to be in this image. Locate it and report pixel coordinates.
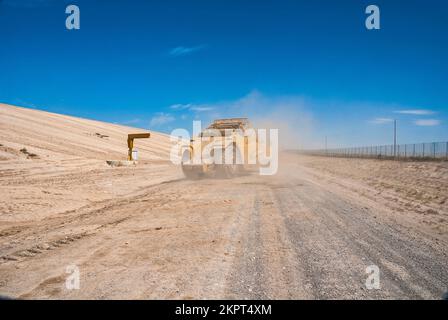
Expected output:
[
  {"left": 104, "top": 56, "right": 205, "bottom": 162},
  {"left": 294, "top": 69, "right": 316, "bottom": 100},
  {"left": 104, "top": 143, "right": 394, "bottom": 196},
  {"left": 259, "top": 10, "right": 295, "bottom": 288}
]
[{"left": 190, "top": 91, "right": 321, "bottom": 150}]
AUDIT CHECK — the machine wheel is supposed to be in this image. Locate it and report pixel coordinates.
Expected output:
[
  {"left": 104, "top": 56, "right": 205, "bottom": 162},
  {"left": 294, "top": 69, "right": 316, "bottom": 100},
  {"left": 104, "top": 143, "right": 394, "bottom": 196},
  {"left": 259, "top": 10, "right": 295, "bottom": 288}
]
[
  {"left": 181, "top": 165, "right": 204, "bottom": 179},
  {"left": 216, "top": 145, "right": 244, "bottom": 178},
  {"left": 181, "top": 149, "right": 204, "bottom": 179}
]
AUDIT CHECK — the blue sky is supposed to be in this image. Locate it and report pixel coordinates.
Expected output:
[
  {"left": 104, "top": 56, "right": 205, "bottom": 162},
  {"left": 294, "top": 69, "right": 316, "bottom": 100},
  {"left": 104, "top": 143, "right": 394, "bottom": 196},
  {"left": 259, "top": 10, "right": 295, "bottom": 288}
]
[{"left": 0, "top": 0, "right": 447, "bottom": 148}]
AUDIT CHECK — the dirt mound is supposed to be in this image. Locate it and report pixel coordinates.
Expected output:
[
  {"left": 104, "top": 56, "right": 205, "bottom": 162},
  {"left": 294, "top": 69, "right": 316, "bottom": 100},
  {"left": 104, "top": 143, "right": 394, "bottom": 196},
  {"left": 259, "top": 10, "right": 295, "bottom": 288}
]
[{"left": 0, "top": 103, "right": 172, "bottom": 162}]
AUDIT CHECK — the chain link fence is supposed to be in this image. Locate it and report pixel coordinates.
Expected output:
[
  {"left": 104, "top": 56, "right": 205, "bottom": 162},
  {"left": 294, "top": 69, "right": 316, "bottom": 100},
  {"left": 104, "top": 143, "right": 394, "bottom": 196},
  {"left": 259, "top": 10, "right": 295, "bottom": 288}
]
[{"left": 302, "top": 142, "right": 448, "bottom": 160}]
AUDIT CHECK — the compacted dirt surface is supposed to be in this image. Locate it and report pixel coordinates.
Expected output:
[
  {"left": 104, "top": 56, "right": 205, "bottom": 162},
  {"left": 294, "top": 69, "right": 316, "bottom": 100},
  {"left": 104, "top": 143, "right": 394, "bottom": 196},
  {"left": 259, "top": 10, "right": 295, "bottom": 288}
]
[{"left": 1, "top": 103, "right": 447, "bottom": 299}]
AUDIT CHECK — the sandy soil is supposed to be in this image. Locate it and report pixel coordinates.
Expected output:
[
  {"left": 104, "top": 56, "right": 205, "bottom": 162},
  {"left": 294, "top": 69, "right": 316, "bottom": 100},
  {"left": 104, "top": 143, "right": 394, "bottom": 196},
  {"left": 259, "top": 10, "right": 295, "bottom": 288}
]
[
  {"left": 0, "top": 103, "right": 447, "bottom": 299},
  {"left": 296, "top": 155, "right": 448, "bottom": 239}
]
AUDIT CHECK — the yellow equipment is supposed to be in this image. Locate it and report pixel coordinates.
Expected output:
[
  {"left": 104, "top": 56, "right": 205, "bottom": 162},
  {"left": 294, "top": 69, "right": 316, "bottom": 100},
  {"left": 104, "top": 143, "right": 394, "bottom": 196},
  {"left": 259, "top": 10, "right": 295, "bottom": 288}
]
[
  {"left": 181, "top": 118, "right": 259, "bottom": 178},
  {"left": 127, "top": 133, "right": 150, "bottom": 160}
]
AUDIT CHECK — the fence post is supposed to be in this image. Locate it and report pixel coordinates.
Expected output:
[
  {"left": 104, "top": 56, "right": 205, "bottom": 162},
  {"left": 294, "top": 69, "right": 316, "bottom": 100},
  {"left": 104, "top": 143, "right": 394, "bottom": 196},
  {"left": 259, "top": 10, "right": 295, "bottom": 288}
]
[
  {"left": 423, "top": 143, "right": 425, "bottom": 158},
  {"left": 446, "top": 142, "right": 448, "bottom": 160},
  {"left": 404, "top": 144, "right": 407, "bottom": 158},
  {"left": 433, "top": 142, "right": 436, "bottom": 158},
  {"left": 413, "top": 144, "right": 415, "bottom": 157}
]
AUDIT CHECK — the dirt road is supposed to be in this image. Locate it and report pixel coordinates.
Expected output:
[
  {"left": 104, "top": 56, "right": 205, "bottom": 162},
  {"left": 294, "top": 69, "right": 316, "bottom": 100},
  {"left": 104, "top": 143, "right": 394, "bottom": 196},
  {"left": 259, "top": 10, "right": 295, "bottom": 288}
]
[
  {"left": 1, "top": 154, "right": 447, "bottom": 299},
  {"left": 1, "top": 104, "right": 447, "bottom": 299}
]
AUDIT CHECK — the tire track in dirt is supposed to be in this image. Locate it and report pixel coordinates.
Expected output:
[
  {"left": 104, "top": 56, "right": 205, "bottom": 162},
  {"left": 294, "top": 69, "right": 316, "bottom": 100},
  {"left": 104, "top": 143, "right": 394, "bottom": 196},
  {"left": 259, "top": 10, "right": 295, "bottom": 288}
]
[
  {"left": 1, "top": 177, "right": 254, "bottom": 298},
  {"left": 2, "top": 152, "right": 447, "bottom": 299},
  {"left": 272, "top": 177, "right": 447, "bottom": 299},
  {"left": 0, "top": 178, "right": 184, "bottom": 264},
  {"left": 302, "top": 186, "right": 448, "bottom": 298},
  {"left": 226, "top": 181, "right": 312, "bottom": 299},
  {"left": 226, "top": 189, "right": 266, "bottom": 299}
]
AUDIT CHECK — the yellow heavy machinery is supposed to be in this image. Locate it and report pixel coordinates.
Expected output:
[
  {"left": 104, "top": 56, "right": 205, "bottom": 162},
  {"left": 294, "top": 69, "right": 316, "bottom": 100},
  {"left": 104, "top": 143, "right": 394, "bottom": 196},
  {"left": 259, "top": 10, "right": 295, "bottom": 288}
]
[
  {"left": 181, "top": 118, "right": 258, "bottom": 178},
  {"left": 127, "top": 133, "right": 150, "bottom": 160}
]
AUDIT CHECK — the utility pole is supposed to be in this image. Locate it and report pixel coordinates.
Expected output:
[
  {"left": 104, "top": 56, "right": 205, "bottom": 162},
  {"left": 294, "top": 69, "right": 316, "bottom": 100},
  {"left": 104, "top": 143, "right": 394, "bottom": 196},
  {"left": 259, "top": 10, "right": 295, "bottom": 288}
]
[
  {"left": 393, "top": 119, "right": 397, "bottom": 158},
  {"left": 325, "top": 136, "right": 327, "bottom": 155}
]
